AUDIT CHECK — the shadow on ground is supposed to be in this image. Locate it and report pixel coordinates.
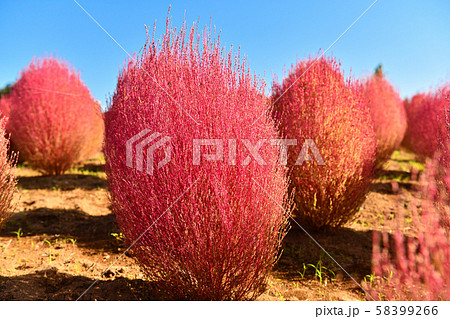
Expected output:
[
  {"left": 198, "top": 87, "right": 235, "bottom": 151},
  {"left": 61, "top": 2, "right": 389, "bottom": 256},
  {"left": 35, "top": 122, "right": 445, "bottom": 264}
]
[
  {"left": 370, "top": 181, "right": 416, "bottom": 195},
  {"left": 79, "top": 163, "right": 105, "bottom": 173},
  {"left": 275, "top": 226, "right": 373, "bottom": 287},
  {"left": 0, "top": 208, "right": 120, "bottom": 252},
  {"left": 0, "top": 268, "right": 159, "bottom": 300},
  {"left": 18, "top": 174, "right": 106, "bottom": 191},
  {"left": 378, "top": 169, "right": 412, "bottom": 181}
]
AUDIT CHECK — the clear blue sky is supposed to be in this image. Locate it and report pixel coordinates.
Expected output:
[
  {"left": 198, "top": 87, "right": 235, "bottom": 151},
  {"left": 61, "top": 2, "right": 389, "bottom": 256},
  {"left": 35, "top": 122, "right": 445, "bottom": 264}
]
[{"left": 1, "top": 0, "right": 449, "bottom": 108}]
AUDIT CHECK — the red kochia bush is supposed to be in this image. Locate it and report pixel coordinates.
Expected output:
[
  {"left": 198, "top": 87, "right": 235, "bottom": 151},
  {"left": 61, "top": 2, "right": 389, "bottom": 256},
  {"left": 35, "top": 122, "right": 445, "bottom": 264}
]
[
  {"left": 402, "top": 93, "right": 426, "bottom": 150},
  {"left": 8, "top": 57, "right": 103, "bottom": 175},
  {"left": 0, "top": 118, "right": 16, "bottom": 230},
  {"left": 105, "top": 18, "right": 289, "bottom": 300},
  {"left": 361, "top": 71, "right": 406, "bottom": 168},
  {"left": 402, "top": 86, "right": 449, "bottom": 160},
  {"left": 271, "top": 56, "right": 376, "bottom": 231}
]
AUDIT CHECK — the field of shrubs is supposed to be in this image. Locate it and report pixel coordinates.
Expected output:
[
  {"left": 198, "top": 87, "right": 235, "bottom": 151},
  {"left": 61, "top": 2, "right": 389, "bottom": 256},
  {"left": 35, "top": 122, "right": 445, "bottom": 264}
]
[{"left": 0, "top": 15, "right": 449, "bottom": 301}]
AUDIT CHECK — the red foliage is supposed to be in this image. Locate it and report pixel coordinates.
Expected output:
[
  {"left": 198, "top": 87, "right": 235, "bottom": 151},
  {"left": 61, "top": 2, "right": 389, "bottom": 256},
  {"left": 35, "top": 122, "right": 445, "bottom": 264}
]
[
  {"left": 402, "top": 86, "right": 449, "bottom": 160},
  {"left": 0, "top": 118, "right": 17, "bottom": 230},
  {"left": 271, "top": 56, "right": 376, "bottom": 231},
  {"left": 8, "top": 57, "right": 103, "bottom": 175},
  {"left": 105, "top": 17, "right": 289, "bottom": 300},
  {"left": 361, "top": 72, "right": 407, "bottom": 168},
  {"left": 0, "top": 95, "right": 12, "bottom": 120},
  {"left": 402, "top": 93, "right": 426, "bottom": 150}
]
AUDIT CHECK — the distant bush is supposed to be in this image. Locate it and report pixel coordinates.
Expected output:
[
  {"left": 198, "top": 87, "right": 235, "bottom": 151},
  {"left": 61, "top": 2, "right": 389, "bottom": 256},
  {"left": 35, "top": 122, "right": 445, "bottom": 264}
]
[
  {"left": 8, "top": 57, "right": 103, "bottom": 175},
  {"left": 105, "top": 17, "right": 289, "bottom": 300},
  {"left": 402, "top": 86, "right": 449, "bottom": 160},
  {"left": 402, "top": 93, "right": 426, "bottom": 150},
  {"left": 361, "top": 70, "right": 406, "bottom": 168},
  {"left": 0, "top": 118, "right": 16, "bottom": 230},
  {"left": 271, "top": 56, "right": 376, "bottom": 231},
  {"left": 80, "top": 100, "right": 104, "bottom": 160}
]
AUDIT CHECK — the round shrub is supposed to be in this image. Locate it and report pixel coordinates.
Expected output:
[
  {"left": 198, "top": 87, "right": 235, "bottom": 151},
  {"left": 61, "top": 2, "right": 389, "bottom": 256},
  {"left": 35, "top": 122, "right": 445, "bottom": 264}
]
[
  {"left": 361, "top": 70, "right": 406, "bottom": 168},
  {"left": 402, "top": 86, "right": 449, "bottom": 160},
  {"left": 0, "top": 118, "right": 16, "bottom": 230},
  {"left": 8, "top": 57, "right": 103, "bottom": 175},
  {"left": 105, "top": 18, "right": 289, "bottom": 300},
  {"left": 271, "top": 56, "right": 377, "bottom": 231},
  {"left": 402, "top": 93, "right": 426, "bottom": 150}
]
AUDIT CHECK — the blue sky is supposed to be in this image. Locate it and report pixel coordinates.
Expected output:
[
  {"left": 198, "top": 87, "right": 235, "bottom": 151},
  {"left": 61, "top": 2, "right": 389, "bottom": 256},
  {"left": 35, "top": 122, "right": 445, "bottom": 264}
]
[{"left": 1, "top": 0, "right": 449, "bottom": 108}]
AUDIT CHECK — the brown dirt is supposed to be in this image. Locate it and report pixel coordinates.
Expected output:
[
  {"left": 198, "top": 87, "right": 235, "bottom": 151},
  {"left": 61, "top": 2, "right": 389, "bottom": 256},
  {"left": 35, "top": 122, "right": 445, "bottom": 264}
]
[{"left": 0, "top": 149, "right": 425, "bottom": 300}]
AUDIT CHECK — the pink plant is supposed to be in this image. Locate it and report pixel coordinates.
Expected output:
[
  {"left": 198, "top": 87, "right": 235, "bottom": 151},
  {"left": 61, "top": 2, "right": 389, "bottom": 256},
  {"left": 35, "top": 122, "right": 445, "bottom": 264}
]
[
  {"left": 402, "top": 86, "right": 449, "bottom": 160},
  {"left": 7, "top": 57, "right": 103, "bottom": 175},
  {"left": 0, "top": 118, "right": 17, "bottom": 230},
  {"left": 402, "top": 93, "right": 426, "bottom": 150},
  {"left": 0, "top": 94, "right": 12, "bottom": 120},
  {"left": 361, "top": 70, "right": 407, "bottom": 168},
  {"left": 105, "top": 17, "right": 289, "bottom": 300},
  {"left": 271, "top": 56, "right": 377, "bottom": 231}
]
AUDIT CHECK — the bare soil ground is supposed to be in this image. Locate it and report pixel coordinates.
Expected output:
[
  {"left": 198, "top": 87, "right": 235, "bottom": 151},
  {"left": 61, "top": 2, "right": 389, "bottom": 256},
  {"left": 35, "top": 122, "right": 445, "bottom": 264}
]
[{"left": 0, "top": 149, "right": 425, "bottom": 300}]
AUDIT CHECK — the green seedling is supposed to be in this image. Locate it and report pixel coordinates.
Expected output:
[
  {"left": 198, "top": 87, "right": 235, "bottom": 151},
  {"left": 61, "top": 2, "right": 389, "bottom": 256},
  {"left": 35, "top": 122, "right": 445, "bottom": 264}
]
[
  {"left": 42, "top": 240, "right": 56, "bottom": 262},
  {"left": 405, "top": 216, "right": 412, "bottom": 224},
  {"left": 357, "top": 220, "right": 370, "bottom": 227},
  {"left": 307, "top": 260, "right": 336, "bottom": 285},
  {"left": 48, "top": 250, "right": 56, "bottom": 262},
  {"left": 11, "top": 228, "right": 23, "bottom": 241},
  {"left": 378, "top": 213, "right": 384, "bottom": 225},
  {"left": 364, "top": 273, "right": 376, "bottom": 286},
  {"left": 299, "top": 263, "right": 307, "bottom": 279},
  {"left": 275, "top": 292, "right": 285, "bottom": 301},
  {"left": 62, "top": 238, "right": 77, "bottom": 246}
]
